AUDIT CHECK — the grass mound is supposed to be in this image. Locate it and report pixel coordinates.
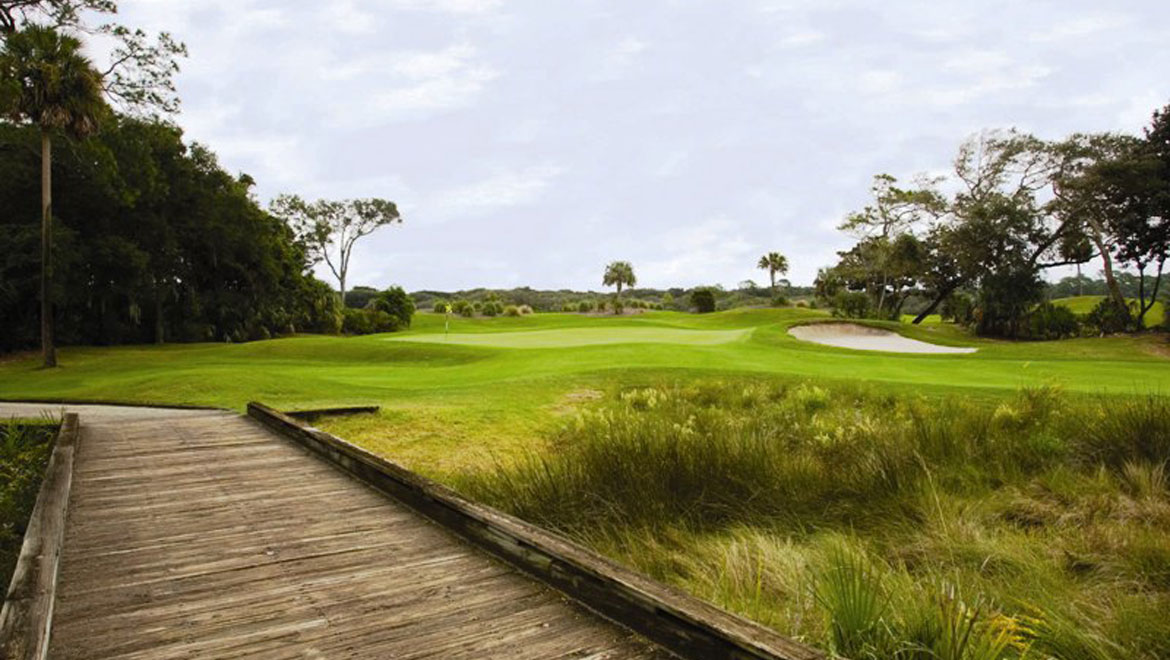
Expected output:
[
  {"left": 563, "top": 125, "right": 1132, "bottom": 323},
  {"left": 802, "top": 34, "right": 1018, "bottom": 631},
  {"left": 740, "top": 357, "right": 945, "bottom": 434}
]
[{"left": 461, "top": 382, "right": 1170, "bottom": 659}]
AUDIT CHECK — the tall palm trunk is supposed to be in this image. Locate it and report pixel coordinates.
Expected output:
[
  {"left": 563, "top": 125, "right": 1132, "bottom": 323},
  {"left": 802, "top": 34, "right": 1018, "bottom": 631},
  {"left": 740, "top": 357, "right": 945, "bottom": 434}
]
[{"left": 41, "top": 130, "right": 56, "bottom": 368}]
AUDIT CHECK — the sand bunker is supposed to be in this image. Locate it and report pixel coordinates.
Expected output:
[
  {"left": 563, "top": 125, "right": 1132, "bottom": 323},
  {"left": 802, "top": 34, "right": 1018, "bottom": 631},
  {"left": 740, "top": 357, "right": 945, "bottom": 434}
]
[{"left": 788, "top": 323, "right": 976, "bottom": 354}]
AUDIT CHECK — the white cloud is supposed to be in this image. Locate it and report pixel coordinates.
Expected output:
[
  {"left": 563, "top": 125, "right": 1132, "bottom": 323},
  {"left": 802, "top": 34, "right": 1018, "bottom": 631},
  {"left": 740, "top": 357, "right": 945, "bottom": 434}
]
[
  {"left": 386, "top": 0, "right": 502, "bottom": 14},
  {"left": 432, "top": 166, "right": 565, "bottom": 217}
]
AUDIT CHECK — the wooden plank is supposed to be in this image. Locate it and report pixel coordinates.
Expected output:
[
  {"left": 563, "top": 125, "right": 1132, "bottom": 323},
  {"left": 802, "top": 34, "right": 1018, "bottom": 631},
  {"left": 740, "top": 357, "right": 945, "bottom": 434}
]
[
  {"left": 0, "top": 413, "right": 80, "bottom": 660},
  {"left": 248, "top": 402, "right": 825, "bottom": 660},
  {"left": 39, "top": 407, "right": 666, "bottom": 659}
]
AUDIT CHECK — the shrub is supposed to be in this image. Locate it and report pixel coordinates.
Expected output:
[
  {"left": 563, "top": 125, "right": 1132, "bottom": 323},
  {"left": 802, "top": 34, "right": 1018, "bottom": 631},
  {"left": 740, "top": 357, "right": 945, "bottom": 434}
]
[
  {"left": 578, "top": 300, "right": 593, "bottom": 313},
  {"left": 518, "top": 304, "right": 534, "bottom": 315},
  {"left": 482, "top": 302, "right": 500, "bottom": 317},
  {"left": 341, "top": 308, "right": 399, "bottom": 334},
  {"left": 832, "top": 291, "right": 869, "bottom": 319},
  {"left": 772, "top": 296, "right": 790, "bottom": 307},
  {"left": 451, "top": 300, "right": 474, "bottom": 317},
  {"left": 690, "top": 288, "right": 716, "bottom": 313},
  {"left": 941, "top": 292, "right": 975, "bottom": 325},
  {"left": 433, "top": 300, "right": 450, "bottom": 313},
  {"left": 503, "top": 305, "right": 521, "bottom": 317},
  {"left": 662, "top": 292, "right": 675, "bottom": 309},
  {"left": 561, "top": 302, "right": 576, "bottom": 312},
  {"left": 1085, "top": 297, "right": 1135, "bottom": 335},
  {"left": 1027, "top": 302, "right": 1079, "bottom": 340},
  {"left": 341, "top": 307, "right": 372, "bottom": 334},
  {"left": 613, "top": 299, "right": 625, "bottom": 315},
  {"left": 596, "top": 300, "right": 607, "bottom": 312},
  {"left": 796, "top": 299, "right": 809, "bottom": 308},
  {"left": 370, "top": 286, "right": 415, "bottom": 328}
]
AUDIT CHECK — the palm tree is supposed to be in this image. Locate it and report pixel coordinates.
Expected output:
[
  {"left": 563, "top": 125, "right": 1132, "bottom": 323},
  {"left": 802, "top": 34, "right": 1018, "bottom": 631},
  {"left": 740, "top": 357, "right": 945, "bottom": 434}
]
[
  {"left": 602, "top": 261, "right": 636, "bottom": 314},
  {"left": 756, "top": 252, "right": 789, "bottom": 295},
  {"left": 1, "top": 25, "right": 106, "bottom": 367}
]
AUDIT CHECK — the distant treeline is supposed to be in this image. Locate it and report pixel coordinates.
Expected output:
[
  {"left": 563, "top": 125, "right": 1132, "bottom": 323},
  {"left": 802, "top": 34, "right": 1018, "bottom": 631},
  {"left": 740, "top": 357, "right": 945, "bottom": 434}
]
[
  {"left": 0, "top": 118, "right": 342, "bottom": 352},
  {"left": 385, "top": 284, "right": 819, "bottom": 313}
]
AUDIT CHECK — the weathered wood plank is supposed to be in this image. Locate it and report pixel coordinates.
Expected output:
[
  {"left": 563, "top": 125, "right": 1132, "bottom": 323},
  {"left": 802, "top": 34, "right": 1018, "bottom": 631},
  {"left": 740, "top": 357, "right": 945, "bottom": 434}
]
[
  {"left": 249, "top": 402, "right": 825, "bottom": 660},
  {"left": 0, "top": 413, "right": 80, "bottom": 660},
  {"left": 35, "top": 407, "right": 665, "bottom": 659}
]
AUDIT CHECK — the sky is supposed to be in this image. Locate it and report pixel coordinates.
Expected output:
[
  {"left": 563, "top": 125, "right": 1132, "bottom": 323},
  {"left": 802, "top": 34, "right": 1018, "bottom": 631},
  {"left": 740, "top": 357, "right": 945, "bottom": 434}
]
[{"left": 96, "top": 0, "right": 1169, "bottom": 291}]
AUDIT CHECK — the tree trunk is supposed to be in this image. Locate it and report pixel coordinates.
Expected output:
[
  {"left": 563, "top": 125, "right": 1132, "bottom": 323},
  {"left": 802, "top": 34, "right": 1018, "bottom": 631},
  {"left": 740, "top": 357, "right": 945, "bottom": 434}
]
[
  {"left": 339, "top": 274, "right": 346, "bottom": 308},
  {"left": 154, "top": 286, "right": 165, "bottom": 344},
  {"left": 41, "top": 131, "right": 56, "bottom": 368},
  {"left": 614, "top": 283, "right": 622, "bottom": 314},
  {"left": 913, "top": 283, "right": 959, "bottom": 324},
  {"left": 1085, "top": 217, "right": 1126, "bottom": 310}
]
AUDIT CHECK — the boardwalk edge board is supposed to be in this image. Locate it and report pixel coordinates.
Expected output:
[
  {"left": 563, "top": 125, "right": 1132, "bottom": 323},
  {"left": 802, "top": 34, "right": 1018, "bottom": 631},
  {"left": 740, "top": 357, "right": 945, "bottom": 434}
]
[
  {"left": 248, "top": 402, "right": 825, "bottom": 660},
  {"left": 285, "top": 406, "right": 380, "bottom": 422},
  {"left": 0, "top": 413, "right": 80, "bottom": 660}
]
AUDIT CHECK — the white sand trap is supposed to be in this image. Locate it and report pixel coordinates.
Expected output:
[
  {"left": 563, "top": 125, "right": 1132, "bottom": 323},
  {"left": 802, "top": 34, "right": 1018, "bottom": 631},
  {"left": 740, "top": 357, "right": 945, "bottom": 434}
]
[{"left": 788, "top": 323, "right": 976, "bottom": 354}]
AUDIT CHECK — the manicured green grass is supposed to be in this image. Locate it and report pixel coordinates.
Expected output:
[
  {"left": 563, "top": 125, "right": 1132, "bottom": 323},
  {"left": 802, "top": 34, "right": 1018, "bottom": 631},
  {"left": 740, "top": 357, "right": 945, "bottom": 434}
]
[
  {"left": 1053, "top": 295, "right": 1165, "bottom": 329},
  {"left": 1, "top": 309, "right": 1168, "bottom": 657},
  {"left": 386, "top": 325, "right": 753, "bottom": 348},
  {"left": 0, "top": 308, "right": 1166, "bottom": 477}
]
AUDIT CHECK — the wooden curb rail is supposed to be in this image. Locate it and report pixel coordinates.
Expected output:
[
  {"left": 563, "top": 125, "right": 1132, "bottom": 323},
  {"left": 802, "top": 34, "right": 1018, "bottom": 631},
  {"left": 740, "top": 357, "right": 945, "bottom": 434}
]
[
  {"left": 0, "top": 414, "right": 80, "bottom": 660},
  {"left": 247, "top": 402, "right": 824, "bottom": 660}
]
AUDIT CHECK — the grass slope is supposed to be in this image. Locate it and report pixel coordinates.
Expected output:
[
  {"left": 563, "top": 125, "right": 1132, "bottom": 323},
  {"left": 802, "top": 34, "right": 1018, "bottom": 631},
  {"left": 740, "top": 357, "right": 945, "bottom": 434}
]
[{"left": 1053, "top": 295, "right": 1165, "bottom": 329}]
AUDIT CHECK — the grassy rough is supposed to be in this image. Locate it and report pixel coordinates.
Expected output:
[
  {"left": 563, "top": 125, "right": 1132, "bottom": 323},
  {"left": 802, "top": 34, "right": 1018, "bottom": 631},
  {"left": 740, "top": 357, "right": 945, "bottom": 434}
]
[
  {"left": 459, "top": 382, "right": 1170, "bottom": 659},
  {"left": 0, "top": 420, "right": 56, "bottom": 586}
]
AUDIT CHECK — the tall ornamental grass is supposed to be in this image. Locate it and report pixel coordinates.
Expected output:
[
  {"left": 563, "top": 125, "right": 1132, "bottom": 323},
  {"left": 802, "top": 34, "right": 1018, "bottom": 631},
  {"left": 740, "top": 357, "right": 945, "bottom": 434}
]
[{"left": 460, "top": 382, "right": 1170, "bottom": 659}]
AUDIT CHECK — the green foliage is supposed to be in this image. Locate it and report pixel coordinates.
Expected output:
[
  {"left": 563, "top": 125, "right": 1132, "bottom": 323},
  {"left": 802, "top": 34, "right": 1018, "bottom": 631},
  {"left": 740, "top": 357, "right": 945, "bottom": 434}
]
[
  {"left": 370, "top": 286, "right": 415, "bottom": 328},
  {"left": 832, "top": 291, "right": 870, "bottom": 318},
  {"left": 1027, "top": 302, "right": 1080, "bottom": 340},
  {"left": 577, "top": 300, "right": 593, "bottom": 313},
  {"left": 1, "top": 421, "right": 55, "bottom": 586},
  {"left": 341, "top": 307, "right": 399, "bottom": 335},
  {"left": 432, "top": 300, "right": 449, "bottom": 313},
  {"left": 0, "top": 118, "right": 339, "bottom": 350},
  {"left": 690, "top": 288, "right": 716, "bottom": 313},
  {"left": 975, "top": 266, "right": 1046, "bottom": 338},
  {"left": 503, "top": 304, "right": 521, "bottom": 317},
  {"left": 1085, "top": 297, "right": 1137, "bottom": 335}
]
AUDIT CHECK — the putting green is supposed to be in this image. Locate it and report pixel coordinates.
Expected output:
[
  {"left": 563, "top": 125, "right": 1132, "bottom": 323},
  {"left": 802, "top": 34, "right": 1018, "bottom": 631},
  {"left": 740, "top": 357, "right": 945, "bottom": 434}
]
[{"left": 386, "top": 326, "right": 753, "bottom": 348}]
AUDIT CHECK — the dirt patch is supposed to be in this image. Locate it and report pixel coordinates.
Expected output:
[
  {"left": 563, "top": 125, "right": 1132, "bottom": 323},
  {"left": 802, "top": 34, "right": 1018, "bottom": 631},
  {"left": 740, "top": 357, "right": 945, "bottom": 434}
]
[{"left": 551, "top": 389, "right": 605, "bottom": 415}]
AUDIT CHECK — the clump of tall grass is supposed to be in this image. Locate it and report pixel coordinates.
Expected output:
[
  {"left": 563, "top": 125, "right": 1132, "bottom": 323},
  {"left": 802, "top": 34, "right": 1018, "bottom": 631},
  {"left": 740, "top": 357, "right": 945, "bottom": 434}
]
[
  {"left": 459, "top": 381, "right": 1170, "bottom": 658},
  {"left": 0, "top": 419, "right": 56, "bottom": 585}
]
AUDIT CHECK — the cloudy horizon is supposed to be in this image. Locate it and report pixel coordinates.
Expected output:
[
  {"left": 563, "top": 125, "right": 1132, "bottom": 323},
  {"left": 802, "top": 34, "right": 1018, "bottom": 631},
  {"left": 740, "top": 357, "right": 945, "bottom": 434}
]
[{"left": 95, "top": 0, "right": 1168, "bottom": 292}]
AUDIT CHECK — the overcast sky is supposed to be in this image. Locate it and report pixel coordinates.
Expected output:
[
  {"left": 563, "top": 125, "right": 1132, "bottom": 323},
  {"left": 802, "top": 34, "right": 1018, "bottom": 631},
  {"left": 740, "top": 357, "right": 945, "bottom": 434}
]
[{"left": 103, "top": 0, "right": 1169, "bottom": 291}]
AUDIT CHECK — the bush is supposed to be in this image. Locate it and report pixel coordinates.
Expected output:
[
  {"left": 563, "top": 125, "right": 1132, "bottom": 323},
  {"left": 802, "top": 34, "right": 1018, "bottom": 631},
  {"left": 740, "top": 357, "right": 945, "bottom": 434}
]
[
  {"left": 561, "top": 302, "right": 576, "bottom": 312},
  {"left": 662, "top": 292, "right": 675, "bottom": 309},
  {"left": 1027, "top": 302, "right": 1080, "bottom": 340},
  {"left": 341, "top": 308, "right": 372, "bottom": 334},
  {"left": 796, "top": 299, "right": 809, "bottom": 308},
  {"left": 771, "top": 296, "right": 790, "bottom": 307},
  {"left": 518, "top": 304, "right": 534, "bottom": 315},
  {"left": 577, "top": 300, "right": 593, "bottom": 313},
  {"left": 832, "top": 291, "right": 870, "bottom": 319},
  {"left": 596, "top": 300, "right": 607, "bottom": 312},
  {"left": 613, "top": 299, "right": 625, "bottom": 315},
  {"left": 1085, "top": 297, "right": 1135, "bottom": 335},
  {"left": 503, "top": 305, "right": 521, "bottom": 317},
  {"left": 370, "top": 286, "right": 415, "bottom": 328},
  {"left": 482, "top": 302, "right": 499, "bottom": 317},
  {"left": 341, "top": 308, "right": 400, "bottom": 335},
  {"left": 941, "top": 292, "right": 975, "bottom": 325},
  {"left": 433, "top": 300, "right": 450, "bottom": 313},
  {"left": 450, "top": 300, "right": 474, "bottom": 317},
  {"left": 690, "top": 288, "right": 716, "bottom": 313}
]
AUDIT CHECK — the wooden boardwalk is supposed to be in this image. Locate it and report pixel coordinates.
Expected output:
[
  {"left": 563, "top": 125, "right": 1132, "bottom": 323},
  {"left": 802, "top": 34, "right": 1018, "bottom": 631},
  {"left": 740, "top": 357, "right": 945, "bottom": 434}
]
[{"left": 1, "top": 405, "right": 663, "bottom": 659}]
